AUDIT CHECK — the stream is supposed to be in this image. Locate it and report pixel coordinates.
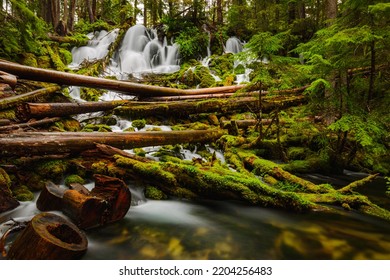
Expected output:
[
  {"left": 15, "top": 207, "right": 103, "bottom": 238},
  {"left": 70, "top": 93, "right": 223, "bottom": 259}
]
[{"left": 1, "top": 172, "right": 389, "bottom": 260}]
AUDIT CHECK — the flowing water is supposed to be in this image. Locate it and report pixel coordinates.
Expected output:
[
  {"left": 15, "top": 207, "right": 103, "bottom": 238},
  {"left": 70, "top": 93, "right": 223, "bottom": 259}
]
[
  {"left": 2, "top": 25, "right": 389, "bottom": 260},
  {"left": 1, "top": 173, "right": 389, "bottom": 260}
]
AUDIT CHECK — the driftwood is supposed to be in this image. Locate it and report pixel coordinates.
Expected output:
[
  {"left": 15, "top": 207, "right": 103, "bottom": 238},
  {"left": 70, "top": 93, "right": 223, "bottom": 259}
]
[
  {"left": 37, "top": 175, "right": 131, "bottom": 229},
  {"left": 16, "top": 100, "right": 128, "bottom": 121},
  {"left": 0, "top": 60, "right": 245, "bottom": 97},
  {"left": 0, "top": 86, "right": 61, "bottom": 110},
  {"left": 0, "top": 129, "right": 225, "bottom": 157},
  {"left": 7, "top": 212, "right": 88, "bottom": 259}
]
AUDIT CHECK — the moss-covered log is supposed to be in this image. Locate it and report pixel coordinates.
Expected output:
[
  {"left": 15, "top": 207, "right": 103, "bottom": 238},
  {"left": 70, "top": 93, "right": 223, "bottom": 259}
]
[
  {"left": 0, "top": 129, "right": 225, "bottom": 157},
  {"left": 115, "top": 95, "right": 306, "bottom": 119},
  {"left": 0, "top": 86, "right": 61, "bottom": 110},
  {"left": 0, "top": 168, "right": 19, "bottom": 213},
  {"left": 0, "top": 60, "right": 245, "bottom": 97},
  {"left": 0, "top": 117, "right": 61, "bottom": 132},
  {"left": 16, "top": 100, "right": 128, "bottom": 121}
]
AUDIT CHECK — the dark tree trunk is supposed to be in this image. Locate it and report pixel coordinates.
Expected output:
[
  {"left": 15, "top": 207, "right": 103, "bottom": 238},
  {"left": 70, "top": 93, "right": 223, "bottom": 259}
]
[{"left": 68, "top": 0, "right": 76, "bottom": 31}]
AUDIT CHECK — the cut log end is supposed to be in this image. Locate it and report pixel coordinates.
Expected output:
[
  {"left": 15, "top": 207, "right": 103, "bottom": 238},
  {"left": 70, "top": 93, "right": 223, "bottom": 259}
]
[{"left": 7, "top": 212, "right": 88, "bottom": 260}]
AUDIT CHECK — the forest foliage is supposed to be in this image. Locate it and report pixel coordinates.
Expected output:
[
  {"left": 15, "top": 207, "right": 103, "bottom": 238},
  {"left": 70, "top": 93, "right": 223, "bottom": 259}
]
[{"left": 0, "top": 0, "right": 389, "bottom": 175}]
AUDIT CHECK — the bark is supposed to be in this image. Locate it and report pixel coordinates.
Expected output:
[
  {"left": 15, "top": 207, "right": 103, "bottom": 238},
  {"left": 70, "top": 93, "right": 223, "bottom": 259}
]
[
  {"left": 325, "top": 0, "right": 337, "bottom": 23},
  {"left": 68, "top": 0, "right": 76, "bottom": 31},
  {"left": 0, "top": 129, "right": 225, "bottom": 157},
  {"left": 86, "top": 0, "right": 95, "bottom": 23},
  {"left": 16, "top": 100, "right": 128, "bottom": 121},
  {"left": 0, "top": 86, "right": 61, "bottom": 111},
  {"left": 0, "top": 60, "right": 245, "bottom": 97},
  {"left": 115, "top": 95, "right": 306, "bottom": 119},
  {"left": 0, "top": 117, "right": 61, "bottom": 132},
  {"left": 37, "top": 175, "right": 131, "bottom": 229},
  {"left": 0, "top": 71, "right": 17, "bottom": 89},
  {"left": 7, "top": 212, "right": 88, "bottom": 260},
  {"left": 216, "top": 0, "right": 223, "bottom": 24}
]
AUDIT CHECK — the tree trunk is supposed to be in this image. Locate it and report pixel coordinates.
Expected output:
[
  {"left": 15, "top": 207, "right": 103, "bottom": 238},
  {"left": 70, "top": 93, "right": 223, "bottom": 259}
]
[
  {"left": 0, "top": 129, "right": 225, "bottom": 157},
  {"left": 7, "top": 212, "right": 88, "bottom": 260},
  {"left": 325, "top": 0, "right": 337, "bottom": 23},
  {"left": 0, "top": 86, "right": 61, "bottom": 111},
  {"left": 0, "top": 60, "right": 245, "bottom": 97},
  {"left": 115, "top": 95, "right": 306, "bottom": 119},
  {"left": 16, "top": 100, "right": 128, "bottom": 121},
  {"left": 217, "top": 0, "right": 223, "bottom": 24},
  {"left": 68, "top": 0, "right": 76, "bottom": 31},
  {"left": 367, "top": 40, "right": 376, "bottom": 106},
  {"left": 86, "top": 0, "right": 95, "bottom": 23}
]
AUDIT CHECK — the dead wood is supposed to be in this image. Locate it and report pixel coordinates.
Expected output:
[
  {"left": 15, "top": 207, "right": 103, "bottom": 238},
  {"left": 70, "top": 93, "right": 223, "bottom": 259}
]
[{"left": 0, "top": 129, "right": 225, "bottom": 157}]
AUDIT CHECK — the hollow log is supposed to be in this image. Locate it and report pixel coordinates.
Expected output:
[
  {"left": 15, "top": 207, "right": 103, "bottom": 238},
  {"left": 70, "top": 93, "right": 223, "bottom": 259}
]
[
  {"left": 0, "top": 60, "right": 245, "bottom": 97},
  {"left": 36, "top": 181, "right": 65, "bottom": 211},
  {"left": 0, "top": 129, "right": 225, "bottom": 157},
  {"left": 115, "top": 95, "right": 306, "bottom": 119},
  {"left": 16, "top": 100, "right": 128, "bottom": 121},
  {"left": 37, "top": 175, "right": 131, "bottom": 229},
  {"left": 7, "top": 212, "right": 88, "bottom": 260},
  {"left": 0, "top": 86, "right": 61, "bottom": 110}
]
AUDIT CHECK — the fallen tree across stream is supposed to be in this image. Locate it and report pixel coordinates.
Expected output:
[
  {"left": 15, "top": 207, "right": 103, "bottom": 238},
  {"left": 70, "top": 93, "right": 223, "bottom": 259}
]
[
  {"left": 0, "top": 129, "right": 225, "bottom": 157},
  {"left": 0, "top": 60, "right": 245, "bottom": 97}
]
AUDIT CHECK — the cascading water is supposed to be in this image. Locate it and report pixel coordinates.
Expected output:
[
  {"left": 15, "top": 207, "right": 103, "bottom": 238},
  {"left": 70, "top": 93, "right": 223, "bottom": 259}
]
[
  {"left": 114, "top": 24, "right": 180, "bottom": 77},
  {"left": 69, "top": 29, "right": 119, "bottom": 69},
  {"left": 69, "top": 24, "right": 180, "bottom": 78},
  {"left": 224, "top": 36, "right": 243, "bottom": 54}
]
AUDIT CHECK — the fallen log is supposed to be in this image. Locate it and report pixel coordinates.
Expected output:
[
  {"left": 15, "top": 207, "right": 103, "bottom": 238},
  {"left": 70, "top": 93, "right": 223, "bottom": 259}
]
[
  {"left": 115, "top": 95, "right": 306, "bottom": 119},
  {"left": 0, "top": 86, "right": 61, "bottom": 110},
  {"left": 16, "top": 100, "right": 128, "bottom": 121},
  {"left": 0, "top": 129, "right": 225, "bottom": 157},
  {"left": 0, "top": 60, "right": 245, "bottom": 97},
  {"left": 37, "top": 175, "right": 131, "bottom": 229},
  {"left": 338, "top": 173, "right": 379, "bottom": 194},
  {"left": 7, "top": 212, "right": 88, "bottom": 259},
  {"left": 0, "top": 117, "right": 61, "bottom": 132},
  {"left": 141, "top": 85, "right": 309, "bottom": 101},
  {"left": 0, "top": 71, "right": 17, "bottom": 89}
]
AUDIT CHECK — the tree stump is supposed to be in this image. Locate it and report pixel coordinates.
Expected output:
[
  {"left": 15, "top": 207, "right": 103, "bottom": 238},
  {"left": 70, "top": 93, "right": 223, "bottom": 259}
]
[{"left": 7, "top": 212, "right": 88, "bottom": 260}]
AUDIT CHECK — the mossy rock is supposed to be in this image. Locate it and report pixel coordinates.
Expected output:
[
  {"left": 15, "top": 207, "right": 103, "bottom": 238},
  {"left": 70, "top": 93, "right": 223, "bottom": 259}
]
[
  {"left": 80, "top": 88, "right": 104, "bottom": 101},
  {"left": 194, "top": 66, "right": 215, "bottom": 88},
  {"left": 132, "top": 119, "right": 146, "bottom": 130},
  {"left": 234, "top": 63, "right": 246, "bottom": 75},
  {"left": 35, "top": 160, "right": 68, "bottom": 181},
  {"left": 133, "top": 148, "right": 146, "bottom": 157},
  {"left": 0, "top": 168, "right": 11, "bottom": 189},
  {"left": 64, "top": 174, "right": 85, "bottom": 187},
  {"left": 145, "top": 186, "right": 168, "bottom": 200},
  {"left": 208, "top": 53, "right": 234, "bottom": 77},
  {"left": 59, "top": 48, "right": 73, "bottom": 65},
  {"left": 0, "top": 109, "right": 16, "bottom": 120},
  {"left": 53, "top": 118, "right": 81, "bottom": 132},
  {"left": 82, "top": 124, "right": 112, "bottom": 132},
  {"left": 12, "top": 185, "right": 34, "bottom": 201}
]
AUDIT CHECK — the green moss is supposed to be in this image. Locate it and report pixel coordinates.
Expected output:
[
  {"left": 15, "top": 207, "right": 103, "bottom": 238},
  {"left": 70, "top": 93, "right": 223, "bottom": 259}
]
[
  {"left": 133, "top": 148, "right": 146, "bottom": 157},
  {"left": 82, "top": 124, "right": 112, "bottom": 132},
  {"left": 64, "top": 174, "right": 85, "bottom": 187},
  {"left": 287, "top": 147, "right": 307, "bottom": 160},
  {"left": 37, "top": 55, "right": 51, "bottom": 68},
  {"left": 25, "top": 172, "right": 46, "bottom": 191},
  {"left": 21, "top": 53, "right": 38, "bottom": 67},
  {"left": 53, "top": 118, "right": 81, "bottom": 132},
  {"left": 132, "top": 119, "right": 146, "bottom": 130},
  {"left": 209, "top": 53, "right": 234, "bottom": 77},
  {"left": 0, "top": 109, "right": 16, "bottom": 120},
  {"left": 0, "top": 168, "right": 11, "bottom": 189},
  {"left": 12, "top": 185, "right": 34, "bottom": 201},
  {"left": 91, "top": 161, "right": 109, "bottom": 175},
  {"left": 59, "top": 48, "right": 73, "bottom": 65},
  {"left": 145, "top": 186, "right": 168, "bottom": 200},
  {"left": 35, "top": 160, "right": 68, "bottom": 181},
  {"left": 217, "top": 135, "right": 247, "bottom": 149},
  {"left": 80, "top": 88, "right": 104, "bottom": 101},
  {"left": 46, "top": 44, "right": 67, "bottom": 71}
]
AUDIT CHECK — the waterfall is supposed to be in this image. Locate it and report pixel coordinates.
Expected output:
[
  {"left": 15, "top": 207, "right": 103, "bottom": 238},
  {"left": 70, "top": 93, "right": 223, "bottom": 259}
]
[
  {"left": 224, "top": 36, "right": 243, "bottom": 54},
  {"left": 117, "top": 25, "right": 180, "bottom": 76},
  {"left": 69, "top": 29, "right": 119, "bottom": 69},
  {"left": 68, "top": 24, "right": 180, "bottom": 78}
]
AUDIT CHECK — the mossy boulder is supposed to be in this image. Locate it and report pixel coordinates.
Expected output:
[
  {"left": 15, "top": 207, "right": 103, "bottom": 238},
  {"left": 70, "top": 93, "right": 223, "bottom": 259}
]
[
  {"left": 12, "top": 185, "right": 34, "bottom": 201},
  {"left": 0, "top": 168, "right": 19, "bottom": 212},
  {"left": 64, "top": 174, "right": 85, "bottom": 187},
  {"left": 209, "top": 53, "right": 234, "bottom": 77},
  {"left": 145, "top": 185, "right": 168, "bottom": 200},
  {"left": 82, "top": 124, "right": 112, "bottom": 132},
  {"left": 21, "top": 53, "right": 38, "bottom": 67},
  {"left": 35, "top": 160, "right": 68, "bottom": 181},
  {"left": 132, "top": 119, "right": 146, "bottom": 130},
  {"left": 80, "top": 88, "right": 104, "bottom": 101}
]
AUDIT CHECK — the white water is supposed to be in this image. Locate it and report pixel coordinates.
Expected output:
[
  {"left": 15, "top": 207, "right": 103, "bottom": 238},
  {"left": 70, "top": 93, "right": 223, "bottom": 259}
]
[
  {"left": 224, "top": 36, "right": 243, "bottom": 54},
  {"left": 69, "top": 25, "right": 180, "bottom": 79}
]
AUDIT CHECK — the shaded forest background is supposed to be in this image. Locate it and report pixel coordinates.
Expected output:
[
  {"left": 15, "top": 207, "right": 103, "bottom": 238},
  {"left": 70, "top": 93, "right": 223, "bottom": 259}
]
[{"left": 0, "top": 0, "right": 389, "bottom": 176}]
